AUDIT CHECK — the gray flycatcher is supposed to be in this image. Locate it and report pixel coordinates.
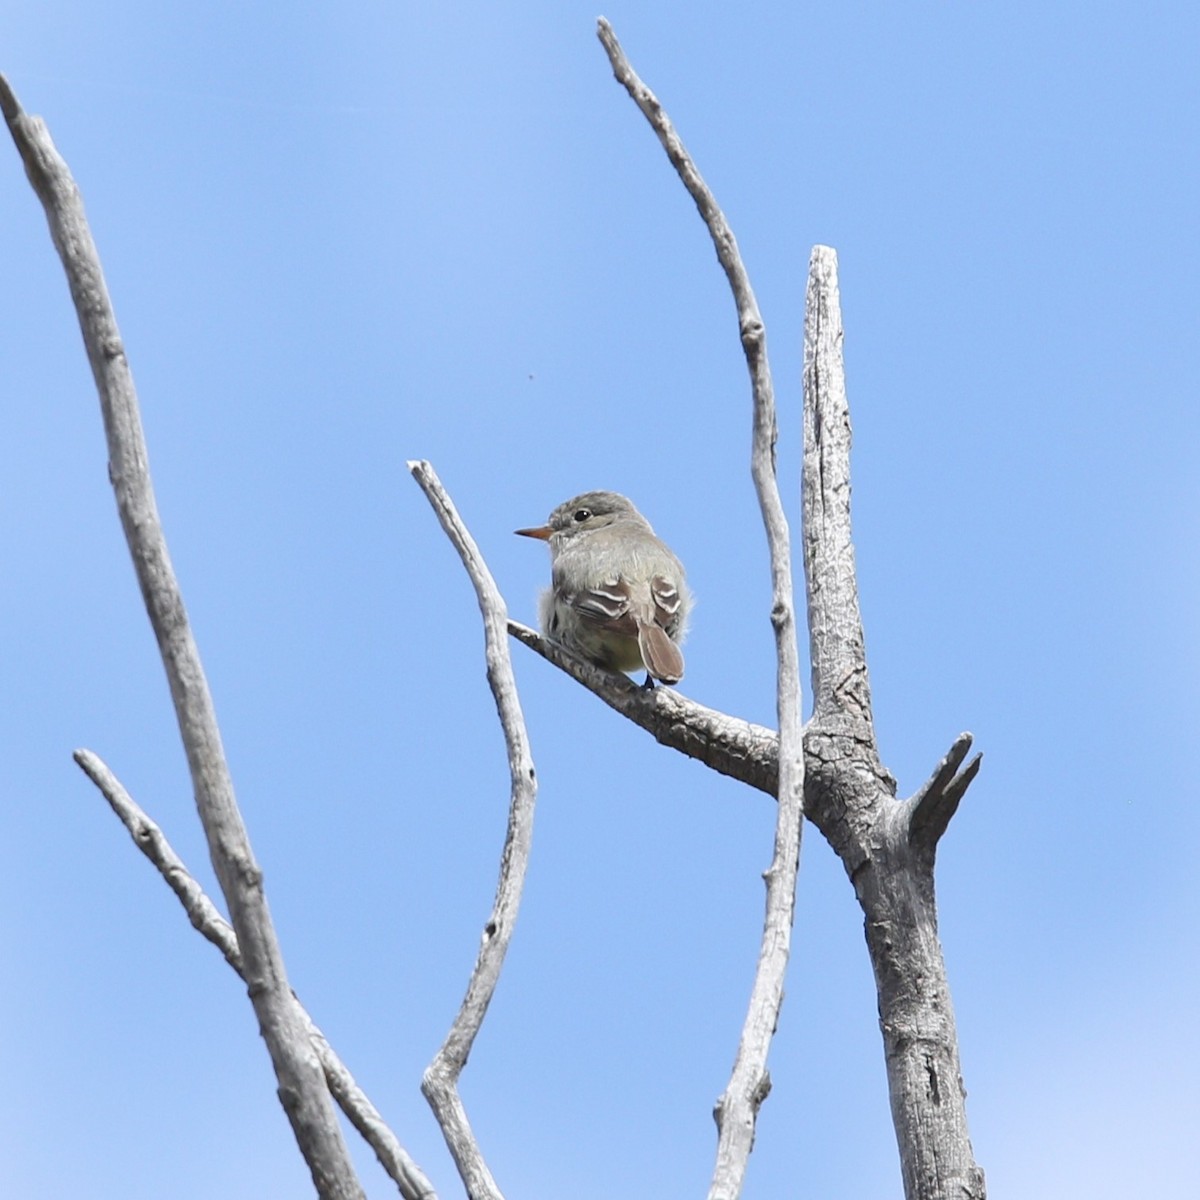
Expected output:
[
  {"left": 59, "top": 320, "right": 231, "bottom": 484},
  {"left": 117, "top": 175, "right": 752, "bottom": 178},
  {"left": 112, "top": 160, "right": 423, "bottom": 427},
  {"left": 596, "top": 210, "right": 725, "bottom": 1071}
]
[{"left": 516, "top": 491, "right": 692, "bottom": 686}]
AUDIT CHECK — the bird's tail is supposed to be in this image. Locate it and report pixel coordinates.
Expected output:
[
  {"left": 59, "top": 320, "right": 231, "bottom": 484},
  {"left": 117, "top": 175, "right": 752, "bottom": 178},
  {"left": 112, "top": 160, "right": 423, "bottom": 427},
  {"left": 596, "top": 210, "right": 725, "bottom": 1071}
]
[{"left": 636, "top": 619, "right": 684, "bottom": 685}]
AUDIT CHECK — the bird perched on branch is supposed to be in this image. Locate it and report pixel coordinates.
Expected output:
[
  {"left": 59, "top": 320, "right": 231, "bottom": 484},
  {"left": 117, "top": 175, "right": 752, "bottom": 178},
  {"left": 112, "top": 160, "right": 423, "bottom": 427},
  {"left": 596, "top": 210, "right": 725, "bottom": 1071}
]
[{"left": 516, "top": 491, "right": 692, "bottom": 687}]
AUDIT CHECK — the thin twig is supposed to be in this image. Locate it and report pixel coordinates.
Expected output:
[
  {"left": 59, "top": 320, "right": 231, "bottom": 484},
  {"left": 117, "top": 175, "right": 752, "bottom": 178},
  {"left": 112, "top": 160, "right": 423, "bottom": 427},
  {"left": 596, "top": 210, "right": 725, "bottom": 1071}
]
[
  {"left": 1, "top": 74, "right": 362, "bottom": 1198},
  {"left": 72, "top": 749, "right": 438, "bottom": 1200},
  {"left": 409, "top": 460, "right": 539, "bottom": 1200},
  {"left": 596, "top": 23, "right": 806, "bottom": 1200}
]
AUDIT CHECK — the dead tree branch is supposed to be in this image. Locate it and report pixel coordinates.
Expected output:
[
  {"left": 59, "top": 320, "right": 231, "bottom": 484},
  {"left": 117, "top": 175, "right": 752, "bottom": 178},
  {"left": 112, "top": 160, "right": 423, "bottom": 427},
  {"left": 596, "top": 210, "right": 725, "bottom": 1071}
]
[
  {"left": 596, "top": 21, "right": 806, "bottom": 1200},
  {"left": 409, "top": 461, "right": 540, "bottom": 1200},
  {"left": 509, "top": 620, "right": 779, "bottom": 795},
  {"left": 801, "top": 246, "right": 985, "bottom": 1200},
  {"left": 0, "top": 73, "right": 363, "bottom": 1199},
  {"left": 72, "top": 749, "right": 438, "bottom": 1200}
]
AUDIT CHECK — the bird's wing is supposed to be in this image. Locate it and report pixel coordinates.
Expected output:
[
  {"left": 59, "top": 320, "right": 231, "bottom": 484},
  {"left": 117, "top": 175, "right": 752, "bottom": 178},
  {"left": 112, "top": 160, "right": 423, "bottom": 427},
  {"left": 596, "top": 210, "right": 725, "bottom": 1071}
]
[
  {"left": 563, "top": 576, "right": 640, "bottom": 636},
  {"left": 649, "top": 574, "right": 684, "bottom": 636}
]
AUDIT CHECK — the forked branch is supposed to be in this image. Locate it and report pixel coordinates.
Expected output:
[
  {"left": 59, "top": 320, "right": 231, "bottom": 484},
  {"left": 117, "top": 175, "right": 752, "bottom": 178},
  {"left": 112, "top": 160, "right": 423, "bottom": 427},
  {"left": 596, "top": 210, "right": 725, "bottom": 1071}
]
[
  {"left": 907, "top": 732, "right": 983, "bottom": 855},
  {"left": 802, "top": 247, "right": 986, "bottom": 1200},
  {"left": 73, "top": 750, "right": 437, "bottom": 1200},
  {"left": 1, "top": 72, "right": 362, "bottom": 1200}
]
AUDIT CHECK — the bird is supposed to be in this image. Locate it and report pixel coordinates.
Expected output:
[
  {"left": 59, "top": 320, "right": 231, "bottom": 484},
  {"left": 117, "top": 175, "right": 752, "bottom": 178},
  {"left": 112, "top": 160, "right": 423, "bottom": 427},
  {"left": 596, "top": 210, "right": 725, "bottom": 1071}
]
[{"left": 515, "top": 491, "right": 692, "bottom": 686}]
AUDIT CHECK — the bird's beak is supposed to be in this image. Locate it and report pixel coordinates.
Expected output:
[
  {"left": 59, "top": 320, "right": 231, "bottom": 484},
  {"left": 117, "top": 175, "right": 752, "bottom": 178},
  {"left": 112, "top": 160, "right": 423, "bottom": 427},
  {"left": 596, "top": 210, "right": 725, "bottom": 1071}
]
[{"left": 514, "top": 524, "right": 553, "bottom": 540}]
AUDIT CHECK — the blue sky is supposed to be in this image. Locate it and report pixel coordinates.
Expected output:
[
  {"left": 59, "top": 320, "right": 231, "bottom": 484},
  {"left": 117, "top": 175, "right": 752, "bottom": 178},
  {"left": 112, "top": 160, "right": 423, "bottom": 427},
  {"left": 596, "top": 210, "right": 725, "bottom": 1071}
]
[{"left": 3, "top": 4, "right": 1197, "bottom": 1197}]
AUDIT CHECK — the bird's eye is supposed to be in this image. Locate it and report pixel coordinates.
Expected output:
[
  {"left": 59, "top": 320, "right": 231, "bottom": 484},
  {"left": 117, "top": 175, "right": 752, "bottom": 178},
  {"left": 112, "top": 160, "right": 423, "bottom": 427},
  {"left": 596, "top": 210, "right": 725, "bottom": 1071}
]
[{"left": 573, "top": 508, "right": 592, "bottom": 523}]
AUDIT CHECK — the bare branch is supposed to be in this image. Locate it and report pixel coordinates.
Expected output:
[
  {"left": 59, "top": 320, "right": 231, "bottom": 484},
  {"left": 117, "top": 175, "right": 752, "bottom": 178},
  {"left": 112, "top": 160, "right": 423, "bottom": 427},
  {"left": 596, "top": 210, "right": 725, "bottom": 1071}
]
[
  {"left": 596, "top": 23, "right": 805, "bottom": 1199},
  {"left": 595, "top": 21, "right": 761, "bottom": 341},
  {"left": 1, "top": 73, "right": 362, "bottom": 1198},
  {"left": 801, "top": 248, "right": 985, "bottom": 1199},
  {"left": 508, "top": 620, "right": 780, "bottom": 796},
  {"left": 906, "top": 734, "right": 983, "bottom": 854},
  {"left": 802, "top": 246, "right": 878, "bottom": 734},
  {"left": 73, "top": 749, "right": 245, "bottom": 973},
  {"left": 72, "top": 750, "right": 438, "bottom": 1200},
  {"left": 409, "top": 461, "right": 539, "bottom": 1200}
]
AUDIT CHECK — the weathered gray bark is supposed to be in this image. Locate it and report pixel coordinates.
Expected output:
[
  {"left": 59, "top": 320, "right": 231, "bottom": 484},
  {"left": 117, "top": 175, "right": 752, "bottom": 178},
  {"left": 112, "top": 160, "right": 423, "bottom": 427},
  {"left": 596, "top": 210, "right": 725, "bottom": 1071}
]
[
  {"left": 73, "top": 750, "right": 438, "bottom": 1200},
  {"left": 0, "top": 73, "right": 367, "bottom": 1200},
  {"left": 800, "top": 247, "right": 985, "bottom": 1200},
  {"left": 410, "top": 461, "right": 541, "bottom": 1200},
  {"left": 595, "top": 22, "right": 807, "bottom": 1198}
]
